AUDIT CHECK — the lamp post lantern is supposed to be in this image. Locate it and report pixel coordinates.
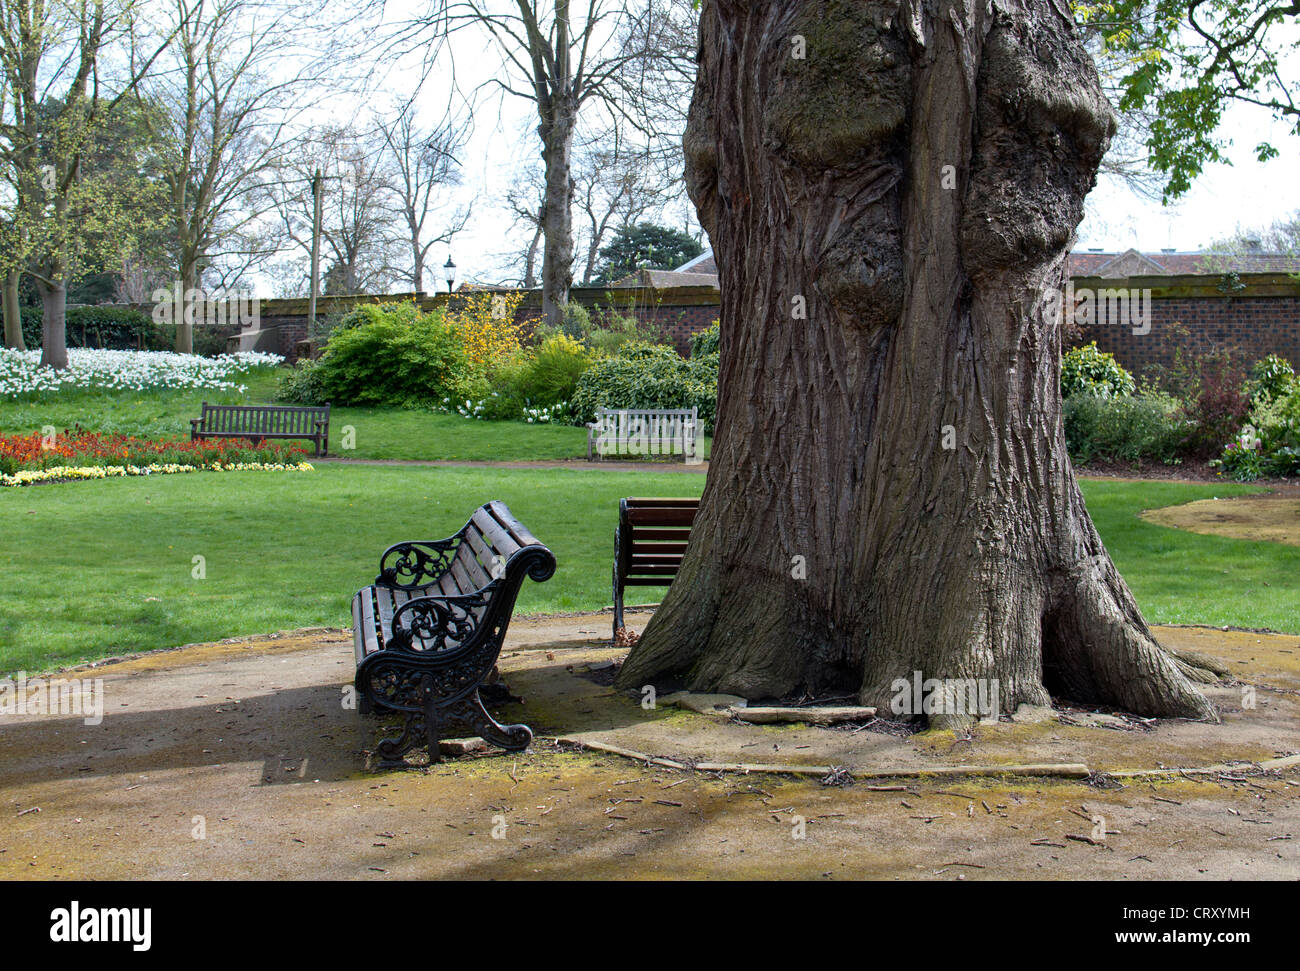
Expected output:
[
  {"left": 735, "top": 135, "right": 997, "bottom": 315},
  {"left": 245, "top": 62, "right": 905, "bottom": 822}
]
[{"left": 444, "top": 255, "right": 456, "bottom": 294}]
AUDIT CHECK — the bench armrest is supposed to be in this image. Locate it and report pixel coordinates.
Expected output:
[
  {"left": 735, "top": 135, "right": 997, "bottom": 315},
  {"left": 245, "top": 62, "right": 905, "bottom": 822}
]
[
  {"left": 388, "top": 588, "right": 494, "bottom": 654},
  {"left": 376, "top": 539, "right": 458, "bottom": 589}
]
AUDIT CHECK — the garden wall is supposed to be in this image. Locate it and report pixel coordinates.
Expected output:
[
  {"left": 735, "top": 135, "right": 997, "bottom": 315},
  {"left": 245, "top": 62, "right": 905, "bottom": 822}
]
[
  {"left": 206, "top": 273, "right": 1300, "bottom": 371},
  {"left": 1069, "top": 274, "right": 1300, "bottom": 377}
]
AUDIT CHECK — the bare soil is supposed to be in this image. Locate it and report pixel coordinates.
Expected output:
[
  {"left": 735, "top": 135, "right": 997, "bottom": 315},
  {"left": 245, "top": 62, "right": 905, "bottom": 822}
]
[{"left": 1143, "top": 496, "right": 1300, "bottom": 547}]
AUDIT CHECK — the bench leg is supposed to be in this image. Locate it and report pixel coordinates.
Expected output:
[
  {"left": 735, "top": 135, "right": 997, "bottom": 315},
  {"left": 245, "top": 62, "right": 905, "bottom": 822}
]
[
  {"left": 613, "top": 562, "right": 624, "bottom": 640},
  {"left": 449, "top": 688, "right": 532, "bottom": 753},
  {"left": 374, "top": 712, "right": 423, "bottom": 768},
  {"left": 422, "top": 674, "right": 442, "bottom": 764}
]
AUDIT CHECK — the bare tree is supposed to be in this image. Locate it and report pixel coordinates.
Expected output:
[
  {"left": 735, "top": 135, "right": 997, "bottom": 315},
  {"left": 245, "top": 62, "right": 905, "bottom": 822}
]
[
  {"left": 272, "top": 124, "right": 402, "bottom": 297},
  {"left": 572, "top": 126, "right": 673, "bottom": 284},
  {"left": 133, "top": 0, "right": 345, "bottom": 351},
  {"left": 406, "top": 0, "right": 696, "bottom": 328},
  {"left": 374, "top": 101, "right": 471, "bottom": 293}
]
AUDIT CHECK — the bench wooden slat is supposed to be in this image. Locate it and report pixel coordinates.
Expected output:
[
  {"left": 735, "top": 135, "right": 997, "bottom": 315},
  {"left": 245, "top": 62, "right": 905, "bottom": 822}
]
[
  {"left": 452, "top": 541, "right": 493, "bottom": 591},
  {"left": 448, "top": 556, "right": 478, "bottom": 596},
  {"left": 463, "top": 528, "right": 504, "bottom": 582},
  {"left": 472, "top": 507, "right": 523, "bottom": 561},
  {"left": 627, "top": 507, "right": 697, "bottom": 527},
  {"left": 613, "top": 496, "right": 701, "bottom": 635}
]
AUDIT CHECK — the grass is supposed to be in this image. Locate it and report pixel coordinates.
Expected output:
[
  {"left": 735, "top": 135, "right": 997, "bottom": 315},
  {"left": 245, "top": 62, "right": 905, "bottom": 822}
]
[
  {"left": 0, "top": 368, "right": 713, "bottom": 462},
  {"left": 0, "top": 466, "right": 1294, "bottom": 675},
  {"left": 0, "top": 464, "right": 702, "bottom": 673}
]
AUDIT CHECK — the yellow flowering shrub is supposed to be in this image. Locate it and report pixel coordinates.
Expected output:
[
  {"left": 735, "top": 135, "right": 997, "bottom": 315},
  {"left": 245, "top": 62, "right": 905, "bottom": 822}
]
[{"left": 447, "top": 292, "right": 526, "bottom": 371}]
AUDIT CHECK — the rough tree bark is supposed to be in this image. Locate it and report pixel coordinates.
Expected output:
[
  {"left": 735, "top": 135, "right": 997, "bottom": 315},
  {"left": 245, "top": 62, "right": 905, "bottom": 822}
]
[
  {"left": 3, "top": 272, "right": 25, "bottom": 350},
  {"left": 539, "top": 107, "right": 576, "bottom": 329},
  {"left": 615, "top": 0, "right": 1217, "bottom": 727}
]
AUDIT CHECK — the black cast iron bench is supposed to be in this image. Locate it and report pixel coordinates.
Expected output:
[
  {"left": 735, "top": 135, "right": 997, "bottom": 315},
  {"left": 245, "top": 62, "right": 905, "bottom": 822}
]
[
  {"left": 190, "top": 402, "right": 330, "bottom": 456},
  {"left": 352, "top": 500, "right": 556, "bottom": 766},
  {"left": 612, "top": 496, "right": 699, "bottom": 638}
]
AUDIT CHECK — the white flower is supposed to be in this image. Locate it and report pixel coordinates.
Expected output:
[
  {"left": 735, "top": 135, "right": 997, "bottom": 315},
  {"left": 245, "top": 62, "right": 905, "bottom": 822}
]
[{"left": 0, "top": 348, "right": 283, "bottom": 398}]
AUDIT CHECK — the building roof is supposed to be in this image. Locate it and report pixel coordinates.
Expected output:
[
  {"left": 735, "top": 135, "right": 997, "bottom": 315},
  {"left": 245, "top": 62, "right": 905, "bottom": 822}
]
[{"left": 608, "top": 268, "right": 721, "bottom": 289}]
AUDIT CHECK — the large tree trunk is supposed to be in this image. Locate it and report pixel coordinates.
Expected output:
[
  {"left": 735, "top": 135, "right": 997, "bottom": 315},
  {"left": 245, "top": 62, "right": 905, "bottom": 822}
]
[
  {"left": 37, "top": 277, "right": 69, "bottom": 371},
  {"left": 539, "top": 106, "right": 576, "bottom": 330},
  {"left": 616, "top": 0, "right": 1216, "bottom": 728},
  {"left": 3, "top": 270, "right": 25, "bottom": 350}
]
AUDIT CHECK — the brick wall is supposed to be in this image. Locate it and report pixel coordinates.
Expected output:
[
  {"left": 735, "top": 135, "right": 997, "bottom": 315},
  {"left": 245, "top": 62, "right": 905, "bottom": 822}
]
[
  {"left": 1069, "top": 275, "right": 1300, "bottom": 377},
  {"left": 226, "top": 274, "right": 1300, "bottom": 369}
]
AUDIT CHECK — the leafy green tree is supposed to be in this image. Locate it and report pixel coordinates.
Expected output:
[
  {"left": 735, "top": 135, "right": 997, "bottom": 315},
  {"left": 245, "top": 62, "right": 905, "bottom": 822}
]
[
  {"left": 593, "top": 222, "right": 702, "bottom": 284},
  {"left": 1080, "top": 1, "right": 1300, "bottom": 200}
]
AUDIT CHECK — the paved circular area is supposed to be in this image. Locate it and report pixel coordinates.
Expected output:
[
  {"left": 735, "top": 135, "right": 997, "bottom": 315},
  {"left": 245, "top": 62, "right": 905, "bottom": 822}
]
[{"left": 1, "top": 614, "right": 1296, "bottom": 879}]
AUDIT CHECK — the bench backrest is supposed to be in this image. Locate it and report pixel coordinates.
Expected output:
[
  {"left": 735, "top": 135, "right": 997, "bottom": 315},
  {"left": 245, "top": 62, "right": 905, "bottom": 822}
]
[
  {"left": 199, "top": 402, "right": 329, "bottom": 436},
  {"left": 591, "top": 407, "right": 699, "bottom": 458},
  {"left": 617, "top": 496, "right": 699, "bottom": 583}
]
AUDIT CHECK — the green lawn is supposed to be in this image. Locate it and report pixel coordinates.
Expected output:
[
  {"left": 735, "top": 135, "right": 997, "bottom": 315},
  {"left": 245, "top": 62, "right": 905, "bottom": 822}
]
[
  {"left": 0, "top": 369, "right": 714, "bottom": 461},
  {"left": 0, "top": 466, "right": 1291, "bottom": 675}
]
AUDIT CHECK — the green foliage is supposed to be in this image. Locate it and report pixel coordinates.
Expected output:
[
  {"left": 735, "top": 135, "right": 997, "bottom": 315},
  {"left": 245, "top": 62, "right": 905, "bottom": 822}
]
[
  {"left": 274, "top": 359, "right": 330, "bottom": 406},
  {"left": 691, "top": 320, "right": 720, "bottom": 358},
  {"left": 571, "top": 340, "right": 718, "bottom": 431},
  {"left": 561, "top": 301, "right": 591, "bottom": 340},
  {"left": 517, "top": 334, "right": 593, "bottom": 406},
  {"left": 1213, "top": 384, "right": 1300, "bottom": 480},
  {"left": 1248, "top": 354, "right": 1297, "bottom": 402},
  {"left": 314, "top": 302, "right": 473, "bottom": 407},
  {"left": 1064, "top": 391, "right": 1188, "bottom": 464},
  {"left": 20, "top": 305, "right": 164, "bottom": 351},
  {"left": 593, "top": 222, "right": 704, "bottom": 284},
  {"left": 1084, "top": 1, "right": 1299, "bottom": 201},
  {"left": 1061, "top": 341, "right": 1136, "bottom": 399},
  {"left": 564, "top": 304, "right": 665, "bottom": 356}
]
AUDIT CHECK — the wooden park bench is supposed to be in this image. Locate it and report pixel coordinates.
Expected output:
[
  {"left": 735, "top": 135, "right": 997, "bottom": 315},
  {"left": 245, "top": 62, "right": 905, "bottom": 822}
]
[
  {"left": 190, "top": 402, "right": 331, "bottom": 456},
  {"left": 612, "top": 496, "right": 700, "bottom": 638},
  {"left": 351, "top": 500, "right": 556, "bottom": 766},
  {"left": 587, "top": 407, "right": 701, "bottom": 463}
]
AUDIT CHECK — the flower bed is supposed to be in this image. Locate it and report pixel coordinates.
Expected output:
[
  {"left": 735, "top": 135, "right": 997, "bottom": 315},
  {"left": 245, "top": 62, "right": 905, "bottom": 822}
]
[
  {"left": 0, "top": 430, "right": 312, "bottom": 486},
  {"left": 0, "top": 348, "right": 282, "bottom": 398},
  {"left": 1, "top": 461, "right": 314, "bottom": 488}
]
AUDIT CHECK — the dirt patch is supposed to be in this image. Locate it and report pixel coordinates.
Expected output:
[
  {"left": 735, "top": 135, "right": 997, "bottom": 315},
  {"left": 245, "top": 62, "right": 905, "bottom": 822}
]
[
  {"left": 1142, "top": 496, "right": 1300, "bottom": 546},
  {"left": 1, "top": 612, "right": 1297, "bottom": 880}
]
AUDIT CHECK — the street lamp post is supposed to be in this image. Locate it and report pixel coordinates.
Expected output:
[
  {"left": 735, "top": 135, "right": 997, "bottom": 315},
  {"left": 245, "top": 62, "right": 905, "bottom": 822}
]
[{"left": 444, "top": 255, "right": 456, "bottom": 294}]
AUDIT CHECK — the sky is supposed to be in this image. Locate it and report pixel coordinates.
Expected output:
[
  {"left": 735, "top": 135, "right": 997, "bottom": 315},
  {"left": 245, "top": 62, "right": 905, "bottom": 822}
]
[{"left": 353, "top": 4, "right": 1300, "bottom": 288}]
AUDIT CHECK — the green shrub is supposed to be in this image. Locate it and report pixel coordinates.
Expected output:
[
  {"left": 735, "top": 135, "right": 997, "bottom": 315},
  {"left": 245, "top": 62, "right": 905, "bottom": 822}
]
[
  {"left": 275, "top": 359, "right": 330, "bottom": 406},
  {"left": 515, "top": 334, "right": 592, "bottom": 406},
  {"left": 1061, "top": 342, "right": 1135, "bottom": 399},
  {"left": 1248, "top": 354, "right": 1296, "bottom": 402},
  {"left": 19, "top": 305, "right": 162, "bottom": 352},
  {"left": 571, "top": 341, "right": 718, "bottom": 431},
  {"left": 314, "top": 303, "right": 473, "bottom": 407},
  {"left": 1063, "top": 392, "right": 1187, "bottom": 464},
  {"left": 691, "top": 320, "right": 720, "bottom": 358},
  {"left": 561, "top": 302, "right": 591, "bottom": 341},
  {"left": 580, "top": 307, "right": 665, "bottom": 356}
]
